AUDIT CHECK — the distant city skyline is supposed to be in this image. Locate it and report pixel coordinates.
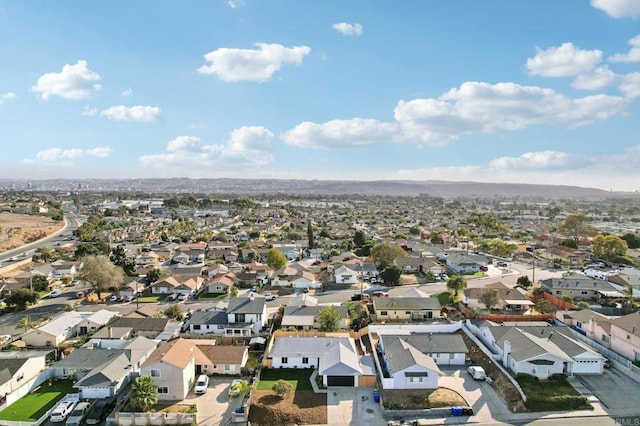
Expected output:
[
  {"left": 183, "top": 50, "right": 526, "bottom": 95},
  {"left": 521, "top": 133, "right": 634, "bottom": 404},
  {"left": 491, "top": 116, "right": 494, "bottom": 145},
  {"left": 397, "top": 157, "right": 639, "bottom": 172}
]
[{"left": 1, "top": 1, "right": 640, "bottom": 191}]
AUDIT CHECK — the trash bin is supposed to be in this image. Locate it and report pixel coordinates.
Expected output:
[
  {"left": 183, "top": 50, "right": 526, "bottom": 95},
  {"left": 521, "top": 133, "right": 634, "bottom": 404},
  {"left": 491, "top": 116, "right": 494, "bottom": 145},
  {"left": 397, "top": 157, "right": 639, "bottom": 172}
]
[
  {"left": 373, "top": 390, "right": 380, "bottom": 403},
  {"left": 462, "top": 407, "right": 473, "bottom": 415}
]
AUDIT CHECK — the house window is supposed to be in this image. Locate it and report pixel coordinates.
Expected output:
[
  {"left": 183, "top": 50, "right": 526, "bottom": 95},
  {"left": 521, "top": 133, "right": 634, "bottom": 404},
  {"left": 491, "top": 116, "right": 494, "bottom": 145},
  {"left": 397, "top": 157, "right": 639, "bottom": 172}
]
[
  {"left": 576, "top": 321, "right": 583, "bottom": 328},
  {"left": 581, "top": 291, "right": 588, "bottom": 295},
  {"left": 150, "top": 369, "right": 161, "bottom": 377},
  {"left": 380, "top": 311, "right": 388, "bottom": 316},
  {"left": 157, "top": 387, "right": 168, "bottom": 394},
  {"left": 449, "top": 353, "right": 455, "bottom": 359},
  {"left": 16, "top": 373, "right": 24, "bottom": 381},
  {"left": 282, "top": 357, "right": 288, "bottom": 364},
  {"left": 406, "top": 311, "right": 411, "bottom": 315},
  {"left": 193, "top": 325, "right": 201, "bottom": 330},
  {"left": 235, "top": 314, "right": 245, "bottom": 323},
  {"left": 225, "top": 365, "right": 232, "bottom": 371},
  {"left": 302, "top": 357, "right": 309, "bottom": 364},
  {"left": 408, "top": 376, "right": 424, "bottom": 383}
]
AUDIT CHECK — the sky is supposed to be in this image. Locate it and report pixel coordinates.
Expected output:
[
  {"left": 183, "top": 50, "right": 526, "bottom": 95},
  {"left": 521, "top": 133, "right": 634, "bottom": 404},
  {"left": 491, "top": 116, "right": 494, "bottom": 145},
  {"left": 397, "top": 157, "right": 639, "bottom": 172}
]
[{"left": 1, "top": 0, "right": 640, "bottom": 191}]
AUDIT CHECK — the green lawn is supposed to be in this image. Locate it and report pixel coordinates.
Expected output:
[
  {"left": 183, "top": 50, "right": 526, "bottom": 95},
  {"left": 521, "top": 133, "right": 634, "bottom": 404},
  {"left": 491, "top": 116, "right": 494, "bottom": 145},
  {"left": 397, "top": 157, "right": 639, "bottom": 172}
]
[
  {"left": 517, "top": 374, "right": 592, "bottom": 411},
  {"left": 257, "top": 368, "right": 314, "bottom": 391},
  {"left": 137, "top": 294, "right": 167, "bottom": 303},
  {"left": 0, "top": 380, "right": 75, "bottom": 421},
  {"left": 432, "top": 291, "right": 453, "bottom": 306},
  {"left": 198, "top": 293, "right": 228, "bottom": 299}
]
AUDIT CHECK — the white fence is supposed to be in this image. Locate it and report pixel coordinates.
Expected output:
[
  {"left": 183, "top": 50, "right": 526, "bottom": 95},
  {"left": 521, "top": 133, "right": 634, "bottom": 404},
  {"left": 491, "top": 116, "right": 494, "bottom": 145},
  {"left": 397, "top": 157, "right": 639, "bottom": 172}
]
[
  {"left": 115, "top": 412, "right": 197, "bottom": 425},
  {"left": 0, "top": 392, "right": 80, "bottom": 426},
  {"left": 0, "top": 370, "right": 53, "bottom": 412}
]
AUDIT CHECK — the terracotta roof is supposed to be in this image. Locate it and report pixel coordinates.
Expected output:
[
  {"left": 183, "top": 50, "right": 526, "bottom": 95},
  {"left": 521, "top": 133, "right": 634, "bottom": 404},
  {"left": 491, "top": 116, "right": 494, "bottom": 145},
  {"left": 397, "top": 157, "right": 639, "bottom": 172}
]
[
  {"left": 142, "top": 338, "right": 211, "bottom": 369},
  {"left": 197, "top": 345, "right": 247, "bottom": 365}
]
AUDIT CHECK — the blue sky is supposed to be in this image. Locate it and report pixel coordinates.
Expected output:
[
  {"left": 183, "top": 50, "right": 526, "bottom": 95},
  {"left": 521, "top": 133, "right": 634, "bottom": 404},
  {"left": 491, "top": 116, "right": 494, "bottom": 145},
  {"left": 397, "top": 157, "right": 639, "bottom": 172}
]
[{"left": 1, "top": 0, "right": 640, "bottom": 191}]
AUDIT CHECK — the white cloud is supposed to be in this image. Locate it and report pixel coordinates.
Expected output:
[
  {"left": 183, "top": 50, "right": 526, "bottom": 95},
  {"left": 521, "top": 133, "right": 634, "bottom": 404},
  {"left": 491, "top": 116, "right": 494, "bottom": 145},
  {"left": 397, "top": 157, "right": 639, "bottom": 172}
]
[
  {"left": 526, "top": 43, "right": 602, "bottom": 77},
  {"left": 227, "top": 0, "right": 245, "bottom": 8},
  {"left": 333, "top": 22, "right": 363, "bottom": 36},
  {"left": 396, "top": 145, "right": 640, "bottom": 191},
  {"left": 32, "top": 146, "right": 112, "bottom": 162},
  {"left": 609, "top": 35, "right": 640, "bottom": 62},
  {"left": 121, "top": 88, "right": 133, "bottom": 97},
  {"left": 197, "top": 43, "right": 311, "bottom": 82},
  {"left": 282, "top": 81, "right": 630, "bottom": 149},
  {"left": 0, "top": 92, "right": 16, "bottom": 104},
  {"left": 100, "top": 105, "right": 161, "bottom": 123},
  {"left": 139, "top": 126, "right": 274, "bottom": 174},
  {"left": 619, "top": 72, "right": 640, "bottom": 98},
  {"left": 31, "top": 60, "right": 101, "bottom": 100},
  {"left": 82, "top": 105, "right": 97, "bottom": 116},
  {"left": 282, "top": 118, "right": 399, "bottom": 148},
  {"left": 591, "top": 0, "right": 640, "bottom": 18},
  {"left": 572, "top": 67, "right": 619, "bottom": 90}
]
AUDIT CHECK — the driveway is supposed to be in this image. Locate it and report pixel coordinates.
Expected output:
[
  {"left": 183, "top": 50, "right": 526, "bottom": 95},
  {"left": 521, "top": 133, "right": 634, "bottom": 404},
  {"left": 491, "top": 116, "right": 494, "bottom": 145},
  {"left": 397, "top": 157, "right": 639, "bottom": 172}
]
[
  {"left": 326, "top": 387, "right": 386, "bottom": 426},
  {"left": 577, "top": 367, "right": 640, "bottom": 417},
  {"left": 183, "top": 377, "right": 243, "bottom": 426}
]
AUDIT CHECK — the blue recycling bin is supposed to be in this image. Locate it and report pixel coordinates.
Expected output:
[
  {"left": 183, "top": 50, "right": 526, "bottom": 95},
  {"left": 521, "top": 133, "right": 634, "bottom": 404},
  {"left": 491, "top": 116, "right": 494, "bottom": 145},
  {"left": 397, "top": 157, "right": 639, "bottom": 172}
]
[{"left": 373, "top": 390, "right": 380, "bottom": 403}]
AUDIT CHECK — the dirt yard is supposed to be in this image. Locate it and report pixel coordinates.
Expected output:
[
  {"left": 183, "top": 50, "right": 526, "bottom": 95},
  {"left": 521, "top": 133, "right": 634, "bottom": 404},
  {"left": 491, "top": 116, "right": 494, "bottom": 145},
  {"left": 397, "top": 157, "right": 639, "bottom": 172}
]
[
  {"left": 382, "top": 387, "right": 467, "bottom": 410},
  {"left": 248, "top": 390, "right": 326, "bottom": 425},
  {"left": 0, "top": 213, "right": 63, "bottom": 252}
]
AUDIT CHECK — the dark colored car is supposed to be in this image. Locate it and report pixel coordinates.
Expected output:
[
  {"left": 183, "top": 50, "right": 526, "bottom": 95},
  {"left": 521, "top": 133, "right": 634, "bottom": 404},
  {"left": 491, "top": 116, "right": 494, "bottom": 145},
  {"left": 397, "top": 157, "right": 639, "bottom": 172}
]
[
  {"left": 85, "top": 397, "right": 116, "bottom": 425},
  {"left": 351, "top": 293, "right": 363, "bottom": 301},
  {"left": 479, "top": 265, "right": 488, "bottom": 272}
]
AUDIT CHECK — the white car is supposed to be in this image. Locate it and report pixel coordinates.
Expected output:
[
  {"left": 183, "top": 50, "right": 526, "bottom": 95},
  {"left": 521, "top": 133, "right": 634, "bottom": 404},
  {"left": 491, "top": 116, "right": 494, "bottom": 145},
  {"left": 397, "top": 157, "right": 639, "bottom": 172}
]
[
  {"left": 49, "top": 289, "right": 62, "bottom": 298},
  {"left": 264, "top": 293, "right": 277, "bottom": 301},
  {"left": 50, "top": 399, "right": 78, "bottom": 423},
  {"left": 178, "top": 293, "right": 189, "bottom": 301},
  {"left": 229, "top": 378, "right": 243, "bottom": 396},
  {"left": 194, "top": 374, "right": 209, "bottom": 394}
]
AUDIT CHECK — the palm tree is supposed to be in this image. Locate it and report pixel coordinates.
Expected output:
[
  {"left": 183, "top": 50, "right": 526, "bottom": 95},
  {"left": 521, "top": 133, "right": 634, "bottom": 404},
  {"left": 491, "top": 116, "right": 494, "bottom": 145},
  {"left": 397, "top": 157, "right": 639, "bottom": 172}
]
[
  {"left": 130, "top": 376, "right": 158, "bottom": 412},
  {"left": 18, "top": 316, "right": 34, "bottom": 334}
]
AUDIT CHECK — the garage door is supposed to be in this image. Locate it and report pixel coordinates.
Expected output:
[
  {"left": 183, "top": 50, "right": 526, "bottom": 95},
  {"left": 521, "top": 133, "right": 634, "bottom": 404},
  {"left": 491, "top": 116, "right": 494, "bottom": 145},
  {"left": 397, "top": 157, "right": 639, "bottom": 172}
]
[{"left": 327, "top": 376, "right": 354, "bottom": 387}]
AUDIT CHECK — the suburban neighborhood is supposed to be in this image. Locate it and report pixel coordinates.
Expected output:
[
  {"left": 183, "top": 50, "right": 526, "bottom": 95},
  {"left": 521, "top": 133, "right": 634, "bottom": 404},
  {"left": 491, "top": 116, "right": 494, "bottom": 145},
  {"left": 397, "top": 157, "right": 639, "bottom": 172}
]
[{"left": 0, "top": 190, "right": 639, "bottom": 425}]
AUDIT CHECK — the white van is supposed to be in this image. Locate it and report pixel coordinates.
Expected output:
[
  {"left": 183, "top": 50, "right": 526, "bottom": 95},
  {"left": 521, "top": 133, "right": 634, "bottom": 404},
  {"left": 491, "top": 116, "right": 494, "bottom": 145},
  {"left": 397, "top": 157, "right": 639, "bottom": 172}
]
[
  {"left": 50, "top": 399, "right": 78, "bottom": 423},
  {"left": 467, "top": 365, "right": 486, "bottom": 380}
]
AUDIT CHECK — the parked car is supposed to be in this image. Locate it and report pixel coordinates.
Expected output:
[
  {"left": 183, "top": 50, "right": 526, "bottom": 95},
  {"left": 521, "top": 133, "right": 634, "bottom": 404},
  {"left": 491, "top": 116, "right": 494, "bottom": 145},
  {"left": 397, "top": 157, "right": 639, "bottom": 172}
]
[
  {"left": 373, "top": 291, "right": 389, "bottom": 297},
  {"left": 497, "top": 261, "right": 508, "bottom": 267},
  {"left": 178, "top": 293, "right": 189, "bottom": 301},
  {"left": 194, "top": 374, "right": 209, "bottom": 394},
  {"left": 229, "top": 378, "right": 243, "bottom": 396},
  {"left": 167, "top": 293, "right": 178, "bottom": 301},
  {"left": 85, "top": 397, "right": 116, "bottom": 425},
  {"left": 50, "top": 399, "right": 78, "bottom": 423},
  {"left": 49, "top": 289, "right": 62, "bottom": 298},
  {"left": 65, "top": 401, "right": 92, "bottom": 426},
  {"left": 351, "top": 293, "right": 363, "bottom": 301},
  {"left": 467, "top": 365, "right": 486, "bottom": 380},
  {"left": 109, "top": 295, "right": 119, "bottom": 303},
  {"left": 264, "top": 293, "right": 277, "bottom": 301},
  {"left": 479, "top": 265, "right": 488, "bottom": 272}
]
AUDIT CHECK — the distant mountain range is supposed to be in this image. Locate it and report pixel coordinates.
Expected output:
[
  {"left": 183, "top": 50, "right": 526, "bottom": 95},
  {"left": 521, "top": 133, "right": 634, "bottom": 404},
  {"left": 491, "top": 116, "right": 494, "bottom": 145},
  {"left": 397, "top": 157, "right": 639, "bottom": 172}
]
[{"left": 0, "top": 178, "right": 635, "bottom": 199}]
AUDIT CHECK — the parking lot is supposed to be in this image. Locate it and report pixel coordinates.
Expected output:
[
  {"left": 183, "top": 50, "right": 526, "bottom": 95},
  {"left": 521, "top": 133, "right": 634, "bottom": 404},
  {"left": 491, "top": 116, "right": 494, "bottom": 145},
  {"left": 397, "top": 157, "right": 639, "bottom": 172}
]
[{"left": 182, "top": 377, "right": 244, "bottom": 426}]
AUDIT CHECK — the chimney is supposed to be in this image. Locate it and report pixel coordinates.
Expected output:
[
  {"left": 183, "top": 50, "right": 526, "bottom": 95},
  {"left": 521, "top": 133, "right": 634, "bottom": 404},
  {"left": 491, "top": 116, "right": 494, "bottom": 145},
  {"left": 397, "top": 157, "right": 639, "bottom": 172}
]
[
  {"left": 502, "top": 340, "right": 511, "bottom": 368},
  {"left": 108, "top": 327, "right": 113, "bottom": 339}
]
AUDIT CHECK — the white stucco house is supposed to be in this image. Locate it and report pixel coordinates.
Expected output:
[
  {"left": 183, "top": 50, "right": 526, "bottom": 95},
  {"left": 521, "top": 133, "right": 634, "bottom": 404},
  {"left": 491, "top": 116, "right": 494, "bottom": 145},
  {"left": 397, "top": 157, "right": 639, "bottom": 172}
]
[{"left": 333, "top": 265, "right": 359, "bottom": 284}]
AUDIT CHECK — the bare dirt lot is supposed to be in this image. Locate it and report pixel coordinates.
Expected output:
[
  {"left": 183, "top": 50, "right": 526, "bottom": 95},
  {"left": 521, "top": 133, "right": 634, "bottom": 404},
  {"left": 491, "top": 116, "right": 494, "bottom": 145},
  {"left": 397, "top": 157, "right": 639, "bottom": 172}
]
[
  {"left": 248, "top": 390, "right": 327, "bottom": 425},
  {"left": 0, "top": 213, "right": 63, "bottom": 252},
  {"left": 382, "top": 387, "right": 467, "bottom": 409}
]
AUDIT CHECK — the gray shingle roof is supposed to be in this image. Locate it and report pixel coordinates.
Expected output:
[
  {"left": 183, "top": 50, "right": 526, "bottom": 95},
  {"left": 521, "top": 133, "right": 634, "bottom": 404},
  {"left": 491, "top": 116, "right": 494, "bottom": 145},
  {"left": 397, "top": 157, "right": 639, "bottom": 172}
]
[
  {"left": 373, "top": 297, "right": 441, "bottom": 311},
  {"left": 381, "top": 336, "right": 439, "bottom": 374},
  {"left": 227, "top": 297, "right": 266, "bottom": 314},
  {"left": 381, "top": 333, "right": 468, "bottom": 355},
  {"left": 190, "top": 310, "right": 228, "bottom": 325}
]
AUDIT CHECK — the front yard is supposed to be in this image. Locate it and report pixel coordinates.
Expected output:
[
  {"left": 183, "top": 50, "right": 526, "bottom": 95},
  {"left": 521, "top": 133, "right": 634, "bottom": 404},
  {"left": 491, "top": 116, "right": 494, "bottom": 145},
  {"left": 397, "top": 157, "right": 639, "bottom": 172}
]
[
  {"left": 0, "top": 379, "right": 75, "bottom": 422},
  {"left": 517, "top": 374, "right": 592, "bottom": 412},
  {"left": 382, "top": 388, "right": 467, "bottom": 410}
]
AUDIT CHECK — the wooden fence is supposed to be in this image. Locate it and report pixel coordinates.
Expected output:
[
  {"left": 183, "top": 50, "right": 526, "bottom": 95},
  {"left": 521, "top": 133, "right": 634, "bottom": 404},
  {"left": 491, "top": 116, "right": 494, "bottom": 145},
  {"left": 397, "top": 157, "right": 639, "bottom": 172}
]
[{"left": 530, "top": 292, "right": 574, "bottom": 310}]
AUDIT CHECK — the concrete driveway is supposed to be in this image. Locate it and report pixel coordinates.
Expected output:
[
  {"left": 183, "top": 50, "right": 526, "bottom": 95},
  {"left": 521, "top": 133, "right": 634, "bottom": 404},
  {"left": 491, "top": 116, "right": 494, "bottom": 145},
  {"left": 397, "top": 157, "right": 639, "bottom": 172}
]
[
  {"left": 327, "top": 387, "right": 386, "bottom": 426},
  {"left": 183, "top": 377, "right": 243, "bottom": 426},
  {"left": 577, "top": 367, "right": 640, "bottom": 417}
]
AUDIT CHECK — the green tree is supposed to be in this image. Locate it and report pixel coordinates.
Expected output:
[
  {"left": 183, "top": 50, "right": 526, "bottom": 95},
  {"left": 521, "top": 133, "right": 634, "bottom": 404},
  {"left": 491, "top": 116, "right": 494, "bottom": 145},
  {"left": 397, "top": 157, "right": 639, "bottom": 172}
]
[
  {"left": 370, "top": 242, "right": 406, "bottom": 269},
  {"left": 558, "top": 214, "right": 596, "bottom": 245},
  {"left": 318, "top": 306, "right": 341, "bottom": 331},
  {"left": 145, "top": 268, "right": 163, "bottom": 285},
  {"left": 516, "top": 275, "right": 532, "bottom": 288},
  {"left": 621, "top": 233, "right": 640, "bottom": 249},
  {"left": 535, "top": 298, "right": 553, "bottom": 314},
  {"left": 6, "top": 289, "right": 38, "bottom": 310},
  {"left": 381, "top": 264, "right": 402, "bottom": 285},
  {"left": 353, "top": 230, "right": 366, "bottom": 248},
  {"left": 266, "top": 248, "right": 287, "bottom": 270},
  {"left": 164, "top": 304, "right": 184, "bottom": 320},
  {"left": 18, "top": 315, "right": 35, "bottom": 333},
  {"left": 446, "top": 276, "right": 467, "bottom": 298},
  {"left": 230, "top": 379, "right": 255, "bottom": 399},
  {"left": 271, "top": 379, "right": 293, "bottom": 398},
  {"left": 409, "top": 226, "right": 421, "bottom": 236},
  {"left": 31, "top": 275, "right": 50, "bottom": 292},
  {"left": 562, "top": 294, "right": 574, "bottom": 304},
  {"left": 34, "top": 247, "right": 57, "bottom": 263},
  {"left": 592, "top": 234, "right": 628, "bottom": 262},
  {"left": 307, "top": 221, "right": 315, "bottom": 249},
  {"left": 77, "top": 255, "right": 125, "bottom": 299},
  {"left": 577, "top": 301, "right": 589, "bottom": 309},
  {"left": 229, "top": 285, "right": 239, "bottom": 298},
  {"left": 110, "top": 245, "right": 138, "bottom": 276},
  {"left": 479, "top": 288, "right": 498, "bottom": 310},
  {"left": 130, "top": 376, "right": 159, "bottom": 412}
]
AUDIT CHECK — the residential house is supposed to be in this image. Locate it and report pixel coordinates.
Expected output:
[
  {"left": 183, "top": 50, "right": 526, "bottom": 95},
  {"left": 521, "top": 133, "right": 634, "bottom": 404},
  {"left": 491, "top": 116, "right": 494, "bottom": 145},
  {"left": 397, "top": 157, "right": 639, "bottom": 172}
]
[
  {"left": 22, "top": 310, "right": 120, "bottom": 348},
  {"left": 609, "top": 311, "right": 640, "bottom": 362},
  {"left": 197, "top": 345, "right": 249, "bottom": 376},
  {"left": 333, "top": 265, "right": 359, "bottom": 284},
  {"left": 282, "top": 294, "right": 350, "bottom": 330},
  {"left": 541, "top": 276, "right": 622, "bottom": 301},
  {"left": 204, "top": 274, "right": 234, "bottom": 295},
  {"left": 206, "top": 263, "right": 229, "bottom": 278},
  {"left": 150, "top": 275, "right": 203, "bottom": 296},
  {"left": 462, "top": 284, "right": 534, "bottom": 311},
  {"left": 50, "top": 261, "right": 78, "bottom": 278},
  {"left": 443, "top": 253, "right": 480, "bottom": 274},
  {"left": 379, "top": 333, "right": 468, "bottom": 366},
  {"left": 188, "top": 310, "right": 228, "bottom": 335},
  {"left": 353, "top": 262, "right": 379, "bottom": 280},
  {"left": 226, "top": 296, "right": 267, "bottom": 336},
  {"left": 267, "top": 336, "right": 376, "bottom": 387},
  {"left": 471, "top": 322, "right": 606, "bottom": 377},
  {"left": 377, "top": 337, "right": 443, "bottom": 389},
  {"left": 0, "top": 351, "right": 50, "bottom": 399},
  {"left": 394, "top": 256, "right": 444, "bottom": 275},
  {"left": 140, "top": 338, "right": 212, "bottom": 401},
  {"left": 373, "top": 297, "right": 443, "bottom": 322},
  {"left": 555, "top": 309, "right": 613, "bottom": 347},
  {"left": 106, "top": 317, "right": 181, "bottom": 341},
  {"left": 135, "top": 251, "right": 160, "bottom": 269},
  {"left": 542, "top": 246, "right": 587, "bottom": 268}
]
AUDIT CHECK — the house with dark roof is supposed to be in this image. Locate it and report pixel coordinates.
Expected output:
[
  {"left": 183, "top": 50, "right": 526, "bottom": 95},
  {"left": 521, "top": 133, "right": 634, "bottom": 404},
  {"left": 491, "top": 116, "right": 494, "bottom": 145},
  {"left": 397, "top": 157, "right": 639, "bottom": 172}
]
[
  {"left": 472, "top": 322, "right": 605, "bottom": 378},
  {"left": 379, "top": 333, "right": 468, "bottom": 366},
  {"left": 0, "top": 351, "right": 50, "bottom": 400},
  {"left": 226, "top": 296, "right": 267, "bottom": 336},
  {"left": 187, "top": 310, "right": 228, "bottom": 335},
  {"left": 373, "top": 297, "right": 443, "bottom": 322},
  {"left": 377, "top": 335, "right": 443, "bottom": 389},
  {"left": 106, "top": 317, "right": 181, "bottom": 340},
  {"left": 542, "top": 276, "right": 622, "bottom": 301}
]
